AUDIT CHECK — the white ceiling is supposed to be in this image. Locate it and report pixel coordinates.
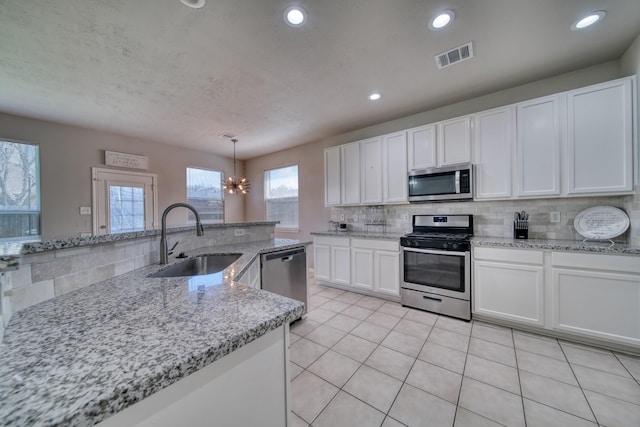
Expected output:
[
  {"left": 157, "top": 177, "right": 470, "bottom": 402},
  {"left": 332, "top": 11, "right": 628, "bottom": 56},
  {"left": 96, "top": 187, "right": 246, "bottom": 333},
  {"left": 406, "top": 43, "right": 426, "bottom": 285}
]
[{"left": 1, "top": 0, "right": 639, "bottom": 159}]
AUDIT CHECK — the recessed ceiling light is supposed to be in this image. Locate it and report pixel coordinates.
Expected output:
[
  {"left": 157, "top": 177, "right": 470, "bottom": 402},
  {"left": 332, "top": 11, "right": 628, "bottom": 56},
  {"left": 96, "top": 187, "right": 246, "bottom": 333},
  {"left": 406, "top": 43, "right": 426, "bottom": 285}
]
[
  {"left": 284, "top": 6, "right": 307, "bottom": 27},
  {"left": 429, "top": 10, "right": 455, "bottom": 30},
  {"left": 572, "top": 11, "right": 606, "bottom": 30},
  {"left": 180, "top": 0, "right": 205, "bottom": 9},
  {"left": 369, "top": 92, "right": 382, "bottom": 101}
]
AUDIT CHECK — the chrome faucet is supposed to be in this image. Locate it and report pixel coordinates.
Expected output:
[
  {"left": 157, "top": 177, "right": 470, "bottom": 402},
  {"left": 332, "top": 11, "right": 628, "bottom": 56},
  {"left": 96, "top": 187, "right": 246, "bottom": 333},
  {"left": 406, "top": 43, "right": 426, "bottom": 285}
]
[{"left": 160, "top": 203, "right": 205, "bottom": 264}]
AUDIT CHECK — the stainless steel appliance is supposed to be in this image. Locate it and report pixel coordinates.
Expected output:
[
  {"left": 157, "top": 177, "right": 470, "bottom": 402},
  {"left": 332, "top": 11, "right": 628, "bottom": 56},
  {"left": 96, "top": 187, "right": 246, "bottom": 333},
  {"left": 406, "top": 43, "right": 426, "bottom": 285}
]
[
  {"left": 261, "top": 247, "right": 308, "bottom": 314},
  {"left": 408, "top": 163, "right": 473, "bottom": 202},
  {"left": 400, "top": 214, "right": 473, "bottom": 321}
]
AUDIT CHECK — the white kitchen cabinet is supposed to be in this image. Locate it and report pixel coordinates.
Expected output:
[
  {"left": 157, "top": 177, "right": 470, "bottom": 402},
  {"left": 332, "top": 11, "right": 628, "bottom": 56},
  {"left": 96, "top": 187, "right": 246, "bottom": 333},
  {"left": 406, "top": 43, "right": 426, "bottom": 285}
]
[
  {"left": 407, "top": 124, "right": 437, "bottom": 170},
  {"left": 314, "top": 236, "right": 351, "bottom": 286},
  {"left": 516, "top": 95, "right": 562, "bottom": 197},
  {"left": 473, "top": 106, "right": 514, "bottom": 199},
  {"left": 351, "top": 247, "right": 374, "bottom": 291},
  {"left": 313, "top": 242, "right": 331, "bottom": 282},
  {"left": 360, "top": 137, "right": 383, "bottom": 204},
  {"left": 473, "top": 247, "right": 545, "bottom": 326},
  {"left": 566, "top": 77, "right": 634, "bottom": 195},
  {"left": 382, "top": 131, "right": 408, "bottom": 203},
  {"left": 341, "top": 142, "right": 361, "bottom": 205},
  {"left": 551, "top": 252, "right": 640, "bottom": 346},
  {"left": 438, "top": 116, "right": 472, "bottom": 166},
  {"left": 324, "top": 147, "right": 341, "bottom": 206},
  {"left": 314, "top": 236, "right": 400, "bottom": 298},
  {"left": 351, "top": 239, "right": 400, "bottom": 297}
]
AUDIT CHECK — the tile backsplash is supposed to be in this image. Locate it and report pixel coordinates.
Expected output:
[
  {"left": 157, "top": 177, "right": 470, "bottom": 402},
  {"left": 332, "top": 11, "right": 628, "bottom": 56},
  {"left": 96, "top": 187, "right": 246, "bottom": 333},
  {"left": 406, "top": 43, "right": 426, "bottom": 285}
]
[{"left": 332, "top": 185, "right": 640, "bottom": 245}]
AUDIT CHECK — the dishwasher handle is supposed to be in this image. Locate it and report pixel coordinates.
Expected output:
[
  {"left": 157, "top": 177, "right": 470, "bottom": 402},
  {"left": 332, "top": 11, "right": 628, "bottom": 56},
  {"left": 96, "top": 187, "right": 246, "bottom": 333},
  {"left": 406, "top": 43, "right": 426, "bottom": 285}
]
[{"left": 261, "top": 247, "right": 306, "bottom": 262}]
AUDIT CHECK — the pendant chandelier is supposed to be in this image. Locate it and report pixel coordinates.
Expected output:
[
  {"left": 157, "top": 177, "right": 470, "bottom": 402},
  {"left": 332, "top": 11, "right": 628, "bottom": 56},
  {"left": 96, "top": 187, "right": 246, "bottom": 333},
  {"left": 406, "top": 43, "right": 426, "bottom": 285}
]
[{"left": 223, "top": 138, "right": 250, "bottom": 195}]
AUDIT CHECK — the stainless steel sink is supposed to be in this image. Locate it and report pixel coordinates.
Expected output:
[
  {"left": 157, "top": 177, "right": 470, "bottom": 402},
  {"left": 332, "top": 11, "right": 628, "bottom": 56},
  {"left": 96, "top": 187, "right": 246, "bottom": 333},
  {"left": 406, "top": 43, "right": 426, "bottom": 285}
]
[{"left": 148, "top": 253, "right": 242, "bottom": 278}]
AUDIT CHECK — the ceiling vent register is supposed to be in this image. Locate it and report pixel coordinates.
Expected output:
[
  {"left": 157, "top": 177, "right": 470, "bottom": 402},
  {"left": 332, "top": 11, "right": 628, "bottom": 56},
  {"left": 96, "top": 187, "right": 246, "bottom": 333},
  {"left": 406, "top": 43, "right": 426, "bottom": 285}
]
[{"left": 435, "top": 42, "right": 474, "bottom": 69}]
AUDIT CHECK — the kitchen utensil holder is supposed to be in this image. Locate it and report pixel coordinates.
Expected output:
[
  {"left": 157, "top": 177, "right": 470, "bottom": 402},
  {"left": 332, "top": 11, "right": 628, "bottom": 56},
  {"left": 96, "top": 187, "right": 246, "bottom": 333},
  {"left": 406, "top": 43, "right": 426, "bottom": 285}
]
[{"left": 514, "top": 221, "right": 529, "bottom": 239}]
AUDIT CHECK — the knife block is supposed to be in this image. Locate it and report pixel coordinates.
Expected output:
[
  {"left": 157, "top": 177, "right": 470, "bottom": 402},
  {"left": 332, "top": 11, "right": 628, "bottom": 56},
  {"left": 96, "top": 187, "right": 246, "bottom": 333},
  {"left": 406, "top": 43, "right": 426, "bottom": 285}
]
[{"left": 514, "top": 221, "right": 529, "bottom": 239}]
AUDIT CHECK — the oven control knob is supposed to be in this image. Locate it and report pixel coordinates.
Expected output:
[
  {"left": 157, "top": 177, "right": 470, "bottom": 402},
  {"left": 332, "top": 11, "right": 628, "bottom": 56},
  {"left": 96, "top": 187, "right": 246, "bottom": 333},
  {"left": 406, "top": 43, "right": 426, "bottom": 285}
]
[{"left": 452, "top": 243, "right": 459, "bottom": 249}]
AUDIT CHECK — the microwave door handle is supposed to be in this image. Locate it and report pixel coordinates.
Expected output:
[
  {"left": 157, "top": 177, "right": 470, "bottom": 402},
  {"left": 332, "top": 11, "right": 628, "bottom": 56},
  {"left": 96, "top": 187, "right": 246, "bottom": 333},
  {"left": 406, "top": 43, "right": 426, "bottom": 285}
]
[{"left": 455, "top": 170, "right": 460, "bottom": 193}]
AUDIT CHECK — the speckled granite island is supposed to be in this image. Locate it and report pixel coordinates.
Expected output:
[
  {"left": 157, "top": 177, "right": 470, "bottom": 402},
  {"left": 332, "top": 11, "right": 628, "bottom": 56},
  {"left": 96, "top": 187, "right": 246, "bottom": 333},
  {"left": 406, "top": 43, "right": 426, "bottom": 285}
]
[{"left": 0, "top": 238, "right": 307, "bottom": 427}]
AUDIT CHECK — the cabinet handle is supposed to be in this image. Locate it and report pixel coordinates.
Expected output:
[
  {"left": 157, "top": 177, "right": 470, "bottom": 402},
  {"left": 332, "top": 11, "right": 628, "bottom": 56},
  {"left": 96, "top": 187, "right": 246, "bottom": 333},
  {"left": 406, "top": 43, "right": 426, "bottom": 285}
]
[{"left": 423, "top": 296, "right": 442, "bottom": 302}]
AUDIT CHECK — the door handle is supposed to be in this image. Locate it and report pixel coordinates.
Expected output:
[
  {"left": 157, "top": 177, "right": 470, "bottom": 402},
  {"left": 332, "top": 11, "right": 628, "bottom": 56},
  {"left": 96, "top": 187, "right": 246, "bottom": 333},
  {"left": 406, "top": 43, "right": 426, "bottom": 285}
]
[{"left": 281, "top": 256, "right": 293, "bottom": 262}]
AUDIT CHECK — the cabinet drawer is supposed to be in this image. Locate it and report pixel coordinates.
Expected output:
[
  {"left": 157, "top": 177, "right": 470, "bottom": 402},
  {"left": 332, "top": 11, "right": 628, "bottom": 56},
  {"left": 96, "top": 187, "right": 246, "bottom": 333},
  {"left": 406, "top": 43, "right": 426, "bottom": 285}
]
[
  {"left": 473, "top": 247, "right": 543, "bottom": 265},
  {"left": 351, "top": 238, "right": 399, "bottom": 252},
  {"left": 552, "top": 252, "right": 640, "bottom": 274},
  {"left": 313, "top": 236, "right": 350, "bottom": 247}
]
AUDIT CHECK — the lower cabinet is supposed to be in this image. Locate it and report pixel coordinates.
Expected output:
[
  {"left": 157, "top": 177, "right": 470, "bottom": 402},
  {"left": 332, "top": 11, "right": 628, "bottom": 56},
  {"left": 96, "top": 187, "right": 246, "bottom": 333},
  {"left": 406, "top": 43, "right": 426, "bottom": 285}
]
[
  {"left": 473, "top": 247, "right": 545, "bottom": 326},
  {"left": 472, "top": 246, "right": 640, "bottom": 349},
  {"left": 314, "top": 236, "right": 400, "bottom": 298},
  {"left": 551, "top": 252, "right": 640, "bottom": 347}
]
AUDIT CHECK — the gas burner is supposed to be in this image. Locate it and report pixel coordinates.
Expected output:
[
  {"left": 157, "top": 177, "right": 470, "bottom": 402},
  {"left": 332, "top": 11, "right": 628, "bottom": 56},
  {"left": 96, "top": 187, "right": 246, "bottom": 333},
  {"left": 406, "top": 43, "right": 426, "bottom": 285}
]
[{"left": 401, "top": 214, "right": 473, "bottom": 251}]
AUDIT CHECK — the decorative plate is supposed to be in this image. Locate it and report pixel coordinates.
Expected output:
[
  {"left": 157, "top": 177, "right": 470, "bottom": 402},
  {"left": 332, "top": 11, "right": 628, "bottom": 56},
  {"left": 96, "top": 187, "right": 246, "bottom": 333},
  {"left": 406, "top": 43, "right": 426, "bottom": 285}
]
[{"left": 573, "top": 206, "right": 630, "bottom": 240}]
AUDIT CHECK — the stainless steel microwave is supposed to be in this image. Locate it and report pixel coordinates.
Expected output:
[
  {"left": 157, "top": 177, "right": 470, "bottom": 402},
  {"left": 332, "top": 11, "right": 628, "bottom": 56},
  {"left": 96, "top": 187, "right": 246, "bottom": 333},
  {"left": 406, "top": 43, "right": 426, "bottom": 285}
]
[{"left": 408, "top": 163, "right": 473, "bottom": 202}]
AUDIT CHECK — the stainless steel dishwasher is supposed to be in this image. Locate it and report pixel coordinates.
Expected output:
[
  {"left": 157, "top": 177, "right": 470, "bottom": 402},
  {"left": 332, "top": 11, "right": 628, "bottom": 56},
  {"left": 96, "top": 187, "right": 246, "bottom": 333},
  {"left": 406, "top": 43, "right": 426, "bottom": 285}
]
[{"left": 261, "top": 247, "right": 307, "bottom": 314}]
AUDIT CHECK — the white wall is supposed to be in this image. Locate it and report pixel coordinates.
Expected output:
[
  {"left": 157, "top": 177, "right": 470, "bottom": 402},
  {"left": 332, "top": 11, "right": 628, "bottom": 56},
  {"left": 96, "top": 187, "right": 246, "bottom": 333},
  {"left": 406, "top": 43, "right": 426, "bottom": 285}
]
[
  {"left": 245, "top": 61, "right": 625, "bottom": 243},
  {"left": 0, "top": 113, "right": 245, "bottom": 239}
]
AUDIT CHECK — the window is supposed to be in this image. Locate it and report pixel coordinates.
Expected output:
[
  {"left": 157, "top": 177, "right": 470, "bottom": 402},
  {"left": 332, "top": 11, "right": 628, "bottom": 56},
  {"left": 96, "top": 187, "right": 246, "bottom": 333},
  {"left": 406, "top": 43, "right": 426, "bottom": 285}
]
[
  {"left": 265, "top": 165, "right": 299, "bottom": 230},
  {"left": 186, "top": 167, "right": 224, "bottom": 223},
  {"left": 0, "top": 140, "right": 40, "bottom": 241}
]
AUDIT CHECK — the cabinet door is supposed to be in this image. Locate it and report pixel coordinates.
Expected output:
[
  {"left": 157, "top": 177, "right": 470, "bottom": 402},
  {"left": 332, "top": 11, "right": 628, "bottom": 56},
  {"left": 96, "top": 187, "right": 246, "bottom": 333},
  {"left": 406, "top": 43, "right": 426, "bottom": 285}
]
[
  {"left": 473, "top": 260, "right": 545, "bottom": 326},
  {"left": 516, "top": 95, "right": 561, "bottom": 197},
  {"left": 324, "top": 147, "right": 341, "bottom": 206},
  {"left": 341, "top": 142, "right": 361, "bottom": 205},
  {"left": 552, "top": 268, "right": 640, "bottom": 346},
  {"left": 360, "top": 137, "right": 383, "bottom": 204},
  {"left": 407, "top": 124, "right": 437, "bottom": 170},
  {"left": 438, "top": 116, "right": 472, "bottom": 166},
  {"left": 566, "top": 78, "right": 633, "bottom": 194},
  {"left": 351, "top": 248, "right": 374, "bottom": 291},
  {"left": 473, "top": 107, "right": 514, "bottom": 199},
  {"left": 382, "top": 131, "right": 408, "bottom": 203},
  {"left": 331, "top": 246, "right": 351, "bottom": 286},
  {"left": 374, "top": 251, "right": 400, "bottom": 296},
  {"left": 314, "top": 244, "right": 331, "bottom": 282}
]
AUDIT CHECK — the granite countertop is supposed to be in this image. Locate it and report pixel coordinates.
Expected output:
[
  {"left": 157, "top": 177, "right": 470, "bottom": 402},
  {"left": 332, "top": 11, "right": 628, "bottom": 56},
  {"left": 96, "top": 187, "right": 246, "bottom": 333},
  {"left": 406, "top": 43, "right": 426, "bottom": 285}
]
[
  {"left": 311, "top": 230, "right": 404, "bottom": 240},
  {"left": 472, "top": 236, "right": 640, "bottom": 255},
  {"left": 0, "top": 238, "right": 308, "bottom": 427}
]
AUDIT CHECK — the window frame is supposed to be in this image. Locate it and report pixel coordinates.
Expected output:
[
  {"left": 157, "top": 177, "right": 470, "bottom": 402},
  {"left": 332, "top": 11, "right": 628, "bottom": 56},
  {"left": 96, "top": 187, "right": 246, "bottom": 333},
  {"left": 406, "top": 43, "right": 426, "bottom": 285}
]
[
  {"left": 186, "top": 166, "right": 225, "bottom": 224},
  {"left": 264, "top": 163, "right": 299, "bottom": 232},
  {"left": 0, "top": 138, "right": 41, "bottom": 242}
]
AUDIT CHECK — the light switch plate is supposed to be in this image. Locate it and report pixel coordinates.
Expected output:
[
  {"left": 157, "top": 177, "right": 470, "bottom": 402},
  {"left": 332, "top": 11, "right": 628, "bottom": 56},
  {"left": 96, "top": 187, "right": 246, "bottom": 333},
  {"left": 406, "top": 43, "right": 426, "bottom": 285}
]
[
  {"left": 80, "top": 206, "right": 91, "bottom": 215},
  {"left": 401, "top": 213, "right": 409, "bottom": 221},
  {"left": 80, "top": 232, "right": 92, "bottom": 238},
  {"left": 550, "top": 212, "right": 560, "bottom": 223}
]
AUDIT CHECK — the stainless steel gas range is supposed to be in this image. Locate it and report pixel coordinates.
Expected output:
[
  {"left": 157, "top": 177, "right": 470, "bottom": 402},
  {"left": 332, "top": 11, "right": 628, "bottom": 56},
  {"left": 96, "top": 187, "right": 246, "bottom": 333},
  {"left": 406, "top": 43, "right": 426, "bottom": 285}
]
[{"left": 400, "top": 214, "right": 473, "bottom": 321}]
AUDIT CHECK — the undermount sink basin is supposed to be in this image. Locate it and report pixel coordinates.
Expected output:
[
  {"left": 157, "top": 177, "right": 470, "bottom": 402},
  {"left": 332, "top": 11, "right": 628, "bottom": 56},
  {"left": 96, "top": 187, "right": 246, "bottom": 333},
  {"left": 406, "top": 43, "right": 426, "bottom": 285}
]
[{"left": 148, "top": 253, "right": 242, "bottom": 278}]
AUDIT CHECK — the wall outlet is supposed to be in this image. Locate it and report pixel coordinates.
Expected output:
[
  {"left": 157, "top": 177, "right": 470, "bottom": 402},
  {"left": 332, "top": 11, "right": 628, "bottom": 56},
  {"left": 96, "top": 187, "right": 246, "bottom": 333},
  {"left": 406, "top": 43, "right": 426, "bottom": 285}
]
[
  {"left": 353, "top": 214, "right": 358, "bottom": 222},
  {"left": 340, "top": 214, "right": 345, "bottom": 221},
  {"left": 234, "top": 229, "right": 245, "bottom": 236},
  {"left": 401, "top": 213, "right": 409, "bottom": 221},
  {"left": 80, "top": 232, "right": 92, "bottom": 238},
  {"left": 550, "top": 212, "right": 561, "bottom": 223},
  {"left": 79, "top": 206, "right": 91, "bottom": 215}
]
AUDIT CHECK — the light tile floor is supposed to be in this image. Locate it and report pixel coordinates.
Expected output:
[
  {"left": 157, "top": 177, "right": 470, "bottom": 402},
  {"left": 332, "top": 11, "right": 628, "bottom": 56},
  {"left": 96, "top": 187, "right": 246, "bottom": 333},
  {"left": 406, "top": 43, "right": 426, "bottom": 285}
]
[{"left": 289, "top": 280, "right": 640, "bottom": 427}]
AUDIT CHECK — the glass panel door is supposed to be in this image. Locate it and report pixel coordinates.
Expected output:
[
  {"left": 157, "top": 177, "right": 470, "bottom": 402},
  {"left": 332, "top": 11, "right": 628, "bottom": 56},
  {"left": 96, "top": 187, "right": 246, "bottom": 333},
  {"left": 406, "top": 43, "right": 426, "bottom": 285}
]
[{"left": 403, "top": 250, "right": 466, "bottom": 292}]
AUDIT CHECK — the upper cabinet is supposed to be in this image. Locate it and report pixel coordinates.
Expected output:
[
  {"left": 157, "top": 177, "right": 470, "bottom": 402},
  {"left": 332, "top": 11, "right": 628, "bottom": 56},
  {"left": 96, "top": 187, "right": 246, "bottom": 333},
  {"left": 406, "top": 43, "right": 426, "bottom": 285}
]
[
  {"left": 407, "top": 124, "right": 437, "bottom": 170},
  {"left": 438, "top": 116, "right": 472, "bottom": 166},
  {"left": 341, "top": 142, "right": 361, "bottom": 205},
  {"left": 516, "top": 95, "right": 562, "bottom": 197},
  {"left": 324, "top": 146, "right": 341, "bottom": 206},
  {"left": 566, "top": 78, "right": 634, "bottom": 195},
  {"left": 324, "top": 76, "right": 636, "bottom": 206},
  {"left": 473, "top": 106, "right": 514, "bottom": 200},
  {"left": 360, "top": 137, "right": 383, "bottom": 204},
  {"left": 382, "top": 131, "right": 408, "bottom": 203}
]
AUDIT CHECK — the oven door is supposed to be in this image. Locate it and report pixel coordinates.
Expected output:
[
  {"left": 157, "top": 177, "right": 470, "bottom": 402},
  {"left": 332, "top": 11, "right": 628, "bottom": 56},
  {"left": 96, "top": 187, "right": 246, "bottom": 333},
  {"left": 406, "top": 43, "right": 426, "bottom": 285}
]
[{"left": 401, "top": 247, "right": 470, "bottom": 300}]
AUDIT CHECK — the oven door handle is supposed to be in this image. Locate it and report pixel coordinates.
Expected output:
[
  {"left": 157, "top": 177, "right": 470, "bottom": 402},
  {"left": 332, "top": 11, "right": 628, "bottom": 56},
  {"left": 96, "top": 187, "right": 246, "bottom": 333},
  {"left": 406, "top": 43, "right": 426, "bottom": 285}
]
[{"left": 402, "top": 247, "right": 468, "bottom": 257}]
